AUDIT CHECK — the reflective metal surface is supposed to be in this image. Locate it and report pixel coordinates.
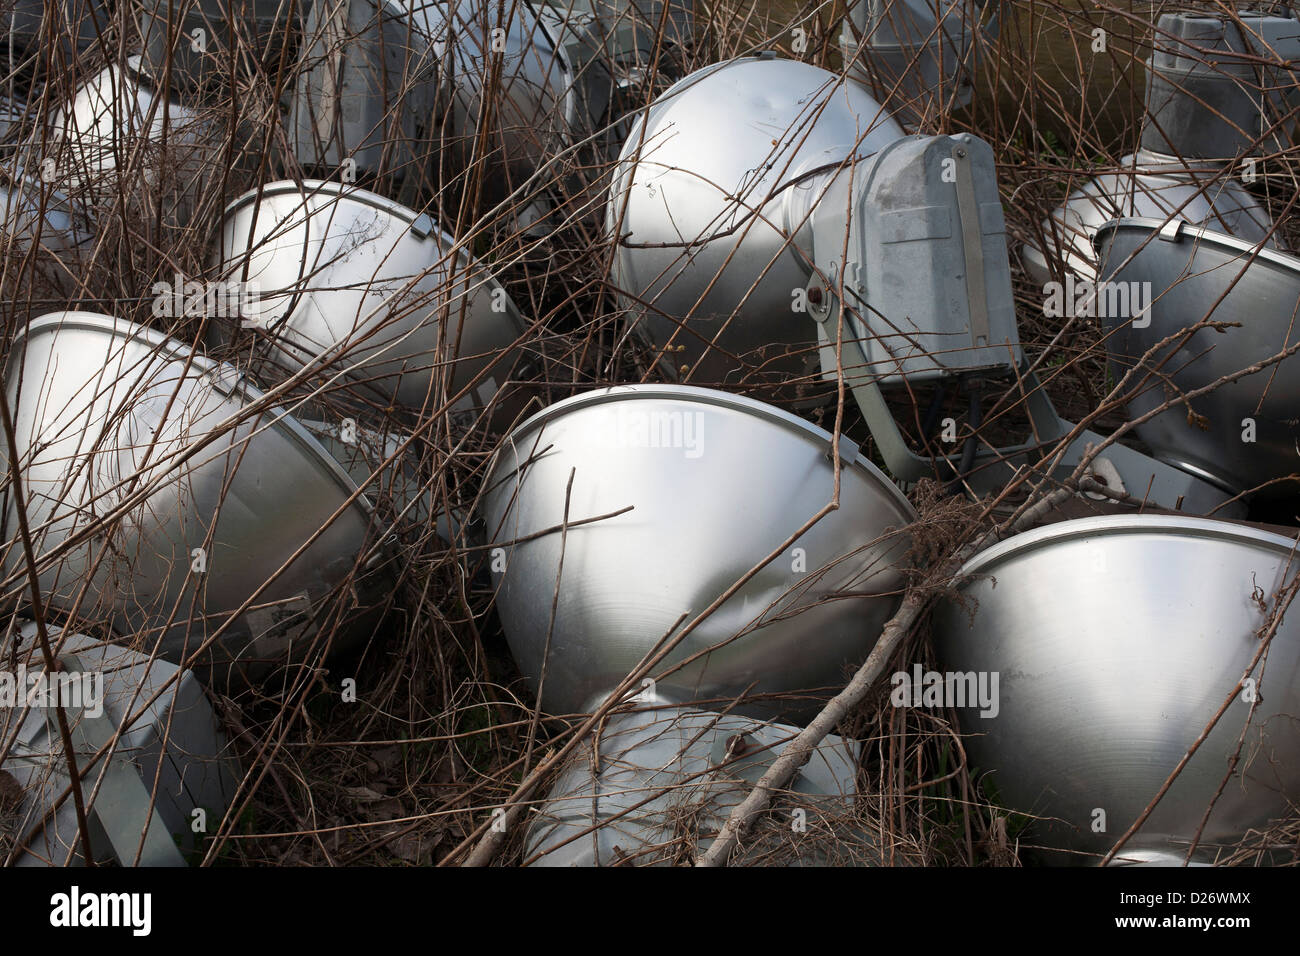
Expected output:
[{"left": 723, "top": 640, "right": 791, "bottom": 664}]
[
  {"left": 481, "top": 384, "right": 915, "bottom": 722},
  {"left": 289, "top": 0, "right": 441, "bottom": 184},
  {"left": 1096, "top": 218, "right": 1300, "bottom": 500},
  {"left": 4, "top": 623, "right": 239, "bottom": 866},
  {"left": 1023, "top": 152, "right": 1280, "bottom": 285},
  {"left": 212, "top": 179, "right": 532, "bottom": 418},
  {"left": 48, "top": 56, "right": 214, "bottom": 226},
  {"left": 0, "top": 312, "right": 387, "bottom": 687},
  {"left": 607, "top": 55, "right": 904, "bottom": 400},
  {"left": 934, "top": 514, "right": 1300, "bottom": 865},
  {"left": 527, "top": 705, "right": 863, "bottom": 866},
  {"left": 438, "top": 0, "right": 575, "bottom": 219}
]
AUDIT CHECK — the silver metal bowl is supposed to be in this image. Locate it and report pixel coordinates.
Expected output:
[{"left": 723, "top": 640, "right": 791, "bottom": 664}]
[
  {"left": 0, "top": 312, "right": 389, "bottom": 687},
  {"left": 288, "top": 0, "right": 441, "bottom": 185},
  {"left": 212, "top": 179, "right": 532, "bottom": 419},
  {"left": 1023, "top": 152, "right": 1279, "bottom": 285},
  {"left": 527, "top": 705, "right": 862, "bottom": 866},
  {"left": 1096, "top": 217, "right": 1300, "bottom": 500},
  {"left": 481, "top": 384, "right": 916, "bottom": 721},
  {"left": 437, "top": 0, "right": 575, "bottom": 221},
  {"left": 48, "top": 56, "right": 214, "bottom": 227},
  {"left": 934, "top": 514, "right": 1300, "bottom": 865},
  {"left": 607, "top": 55, "right": 903, "bottom": 401}
]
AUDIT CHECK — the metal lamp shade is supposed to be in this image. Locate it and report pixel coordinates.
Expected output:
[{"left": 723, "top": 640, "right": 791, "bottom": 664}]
[
  {"left": 0, "top": 312, "right": 387, "bottom": 687},
  {"left": 212, "top": 179, "right": 531, "bottom": 419},
  {"left": 607, "top": 55, "right": 903, "bottom": 402},
  {"left": 934, "top": 515, "right": 1300, "bottom": 865},
  {"left": 49, "top": 56, "right": 215, "bottom": 227},
  {"left": 437, "top": 0, "right": 576, "bottom": 221},
  {"left": 1096, "top": 218, "right": 1300, "bottom": 500},
  {"left": 527, "top": 705, "right": 861, "bottom": 866},
  {"left": 289, "top": 0, "right": 442, "bottom": 185},
  {"left": 481, "top": 384, "right": 916, "bottom": 721},
  {"left": 1023, "top": 153, "right": 1279, "bottom": 286}
]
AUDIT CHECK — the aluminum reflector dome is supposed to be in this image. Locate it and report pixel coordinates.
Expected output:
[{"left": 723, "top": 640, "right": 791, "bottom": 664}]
[
  {"left": 0, "top": 312, "right": 390, "bottom": 687},
  {"left": 526, "top": 705, "right": 863, "bottom": 866},
  {"left": 607, "top": 54, "right": 905, "bottom": 401},
  {"left": 47, "top": 56, "right": 215, "bottom": 227},
  {"left": 1096, "top": 218, "right": 1300, "bottom": 501},
  {"left": 481, "top": 384, "right": 915, "bottom": 722},
  {"left": 211, "top": 179, "right": 532, "bottom": 420},
  {"left": 934, "top": 514, "right": 1300, "bottom": 865},
  {"left": 1022, "top": 151, "right": 1280, "bottom": 286}
]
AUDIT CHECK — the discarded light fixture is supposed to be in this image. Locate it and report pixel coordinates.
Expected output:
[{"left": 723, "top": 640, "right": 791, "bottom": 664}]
[
  {"left": 0, "top": 173, "right": 95, "bottom": 258},
  {"left": 212, "top": 179, "right": 533, "bottom": 421},
  {"left": 531, "top": 0, "right": 695, "bottom": 155},
  {"left": 3, "top": 623, "right": 241, "bottom": 866},
  {"left": 527, "top": 705, "right": 864, "bottom": 866},
  {"left": 608, "top": 54, "right": 906, "bottom": 401},
  {"left": 609, "top": 54, "right": 1237, "bottom": 515},
  {"left": 839, "top": 0, "right": 997, "bottom": 127},
  {"left": 0, "top": 312, "right": 393, "bottom": 688},
  {"left": 1021, "top": 151, "right": 1280, "bottom": 286},
  {"left": 481, "top": 384, "right": 916, "bottom": 723},
  {"left": 435, "top": 0, "right": 577, "bottom": 225},
  {"left": 1097, "top": 217, "right": 1300, "bottom": 502},
  {"left": 1141, "top": 10, "right": 1300, "bottom": 161},
  {"left": 134, "top": 0, "right": 301, "bottom": 95},
  {"left": 288, "top": 0, "right": 442, "bottom": 188},
  {"left": 47, "top": 55, "right": 215, "bottom": 227},
  {"left": 415, "top": 0, "right": 697, "bottom": 230},
  {"left": 1024, "top": 10, "right": 1300, "bottom": 285},
  {"left": 934, "top": 514, "right": 1300, "bottom": 865}
]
